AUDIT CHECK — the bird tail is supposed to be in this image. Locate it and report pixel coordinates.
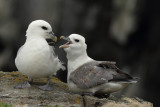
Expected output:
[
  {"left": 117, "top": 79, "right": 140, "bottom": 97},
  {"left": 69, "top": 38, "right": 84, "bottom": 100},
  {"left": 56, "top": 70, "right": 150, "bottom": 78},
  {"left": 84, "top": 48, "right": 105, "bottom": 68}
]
[
  {"left": 131, "top": 77, "right": 139, "bottom": 83},
  {"left": 117, "top": 77, "right": 139, "bottom": 84}
]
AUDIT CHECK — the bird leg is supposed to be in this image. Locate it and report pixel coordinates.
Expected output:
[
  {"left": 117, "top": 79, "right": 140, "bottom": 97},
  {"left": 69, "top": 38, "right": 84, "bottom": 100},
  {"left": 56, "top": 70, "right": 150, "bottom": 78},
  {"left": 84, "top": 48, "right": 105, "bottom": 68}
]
[
  {"left": 14, "top": 81, "right": 31, "bottom": 89},
  {"left": 28, "top": 77, "right": 33, "bottom": 84},
  {"left": 14, "top": 77, "right": 32, "bottom": 89},
  {"left": 38, "top": 77, "right": 53, "bottom": 91}
]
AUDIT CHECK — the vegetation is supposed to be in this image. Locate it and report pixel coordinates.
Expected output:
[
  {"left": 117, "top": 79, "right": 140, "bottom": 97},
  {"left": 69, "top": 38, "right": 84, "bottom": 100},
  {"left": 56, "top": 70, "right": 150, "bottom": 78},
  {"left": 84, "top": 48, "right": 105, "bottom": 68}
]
[{"left": 0, "top": 103, "right": 12, "bottom": 107}]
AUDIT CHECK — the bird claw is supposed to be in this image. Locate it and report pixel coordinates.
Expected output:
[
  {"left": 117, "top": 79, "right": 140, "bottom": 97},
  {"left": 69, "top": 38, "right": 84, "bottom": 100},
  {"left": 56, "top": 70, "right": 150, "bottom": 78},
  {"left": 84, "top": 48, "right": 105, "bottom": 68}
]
[
  {"left": 14, "top": 81, "right": 31, "bottom": 89},
  {"left": 38, "top": 84, "right": 53, "bottom": 91}
]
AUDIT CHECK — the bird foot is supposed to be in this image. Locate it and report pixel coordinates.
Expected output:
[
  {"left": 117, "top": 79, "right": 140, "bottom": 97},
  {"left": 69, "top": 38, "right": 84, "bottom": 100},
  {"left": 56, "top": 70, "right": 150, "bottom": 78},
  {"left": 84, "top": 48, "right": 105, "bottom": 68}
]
[
  {"left": 14, "top": 81, "right": 31, "bottom": 89},
  {"left": 38, "top": 84, "right": 53, "bottom": 91}
]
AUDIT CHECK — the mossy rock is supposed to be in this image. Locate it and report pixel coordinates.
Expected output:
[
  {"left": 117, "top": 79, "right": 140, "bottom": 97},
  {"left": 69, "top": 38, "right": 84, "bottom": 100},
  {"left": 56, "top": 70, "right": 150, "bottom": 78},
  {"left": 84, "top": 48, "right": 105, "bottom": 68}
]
[{"left": 0, "top": 71, "right": 153, "bottom": 107}]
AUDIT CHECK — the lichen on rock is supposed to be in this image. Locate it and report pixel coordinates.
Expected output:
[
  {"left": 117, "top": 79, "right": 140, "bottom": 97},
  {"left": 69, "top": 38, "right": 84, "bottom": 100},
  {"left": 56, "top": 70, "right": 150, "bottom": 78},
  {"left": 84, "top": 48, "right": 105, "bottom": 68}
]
[{"left": 0, "top": 71, "right": 153, "bottom": 107}]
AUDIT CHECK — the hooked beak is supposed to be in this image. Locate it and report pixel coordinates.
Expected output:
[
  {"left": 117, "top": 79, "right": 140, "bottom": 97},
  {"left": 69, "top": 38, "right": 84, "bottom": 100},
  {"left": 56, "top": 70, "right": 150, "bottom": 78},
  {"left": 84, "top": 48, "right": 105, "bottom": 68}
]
[
  {"left": 59, "top": 36, "right": 72, "bottom": 48},
  {"left": 60, "top": 36, "right": 70, "bottom": 41},
  {"left": 49, "top": 31, "right": 57, "bottom": 42}
]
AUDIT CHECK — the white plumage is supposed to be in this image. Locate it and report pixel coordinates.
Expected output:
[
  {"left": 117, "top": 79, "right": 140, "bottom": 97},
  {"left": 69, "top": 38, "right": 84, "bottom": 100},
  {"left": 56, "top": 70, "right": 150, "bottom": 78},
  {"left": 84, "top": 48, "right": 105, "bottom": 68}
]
[
  {"left": 15, "top": 20, "right": 65, "bottom": 90},
  {"left": 60, "top": 34, "right": 137, "bottom": 96}
]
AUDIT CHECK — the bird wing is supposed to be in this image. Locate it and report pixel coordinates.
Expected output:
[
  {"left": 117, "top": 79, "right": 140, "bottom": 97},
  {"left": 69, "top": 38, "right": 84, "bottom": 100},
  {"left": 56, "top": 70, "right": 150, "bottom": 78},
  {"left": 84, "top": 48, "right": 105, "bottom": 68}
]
[
  {"left": 16, "top": 45, "right": 24, "bottom": 56},
  {"left": 15, "top": 45, "right": 24, "bottom": 64},
  {"left": 69, "top": 61, "right": 134, "bottom": 89},
  {"left": 49, "top": 46, "right": 66, "bottom": 71},
  {"left": 49, "top": 46, "right": 56, "bottom": 57}
]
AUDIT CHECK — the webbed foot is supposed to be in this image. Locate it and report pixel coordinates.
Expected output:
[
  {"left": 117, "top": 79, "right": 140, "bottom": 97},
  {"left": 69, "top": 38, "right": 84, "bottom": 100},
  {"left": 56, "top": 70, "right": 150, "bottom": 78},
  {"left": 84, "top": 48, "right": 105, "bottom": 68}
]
[
  {"left": 38, "top": 84, "right": 53, "bottom": 91},
  {"left": 14, "top": 81, "right": 31, "bottom": 89}
]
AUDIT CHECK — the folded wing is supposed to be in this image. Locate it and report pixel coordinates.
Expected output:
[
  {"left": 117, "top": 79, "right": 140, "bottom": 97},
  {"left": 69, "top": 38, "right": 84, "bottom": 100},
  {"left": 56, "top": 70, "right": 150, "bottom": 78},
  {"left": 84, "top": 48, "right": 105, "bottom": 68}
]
[{"left": 69, "top": 61, "right": 135, "bottom": 89}]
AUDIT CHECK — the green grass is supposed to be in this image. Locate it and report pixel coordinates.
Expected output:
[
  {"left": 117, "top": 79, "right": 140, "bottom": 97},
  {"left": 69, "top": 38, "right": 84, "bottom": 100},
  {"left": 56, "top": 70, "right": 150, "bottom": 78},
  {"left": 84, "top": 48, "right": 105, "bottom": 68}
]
[
  {"left": 43, "top": 105, "right": 52, "bottom": 107},
  {"left": 54, "top": 105, "right": 60, "bottom": 107},
  {"left": 42, "top": 105, "right": 60, "bottom": 107},
  {"left": 0, "top": 103, "right": 12, "bottom": 107}
]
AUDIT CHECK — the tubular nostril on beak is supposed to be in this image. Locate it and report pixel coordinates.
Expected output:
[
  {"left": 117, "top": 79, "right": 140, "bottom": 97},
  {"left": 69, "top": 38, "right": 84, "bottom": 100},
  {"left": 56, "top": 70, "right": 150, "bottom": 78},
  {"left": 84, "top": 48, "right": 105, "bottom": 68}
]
[
  {"left": 60, "top": 36, "right": 70, "bottom": 41},
  {"left": 49, "top": 31, "right": 57, "bottom": 42},
  {"left": 49, "top": 31, "right": 54, "bottom": 36}
]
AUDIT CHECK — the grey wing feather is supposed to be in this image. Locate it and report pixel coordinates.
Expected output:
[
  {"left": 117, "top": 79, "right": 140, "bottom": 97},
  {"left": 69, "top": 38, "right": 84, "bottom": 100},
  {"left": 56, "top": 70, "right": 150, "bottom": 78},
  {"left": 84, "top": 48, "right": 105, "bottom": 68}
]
[{"left": 69, "top": 61, "right": 134, "bottom": 89}]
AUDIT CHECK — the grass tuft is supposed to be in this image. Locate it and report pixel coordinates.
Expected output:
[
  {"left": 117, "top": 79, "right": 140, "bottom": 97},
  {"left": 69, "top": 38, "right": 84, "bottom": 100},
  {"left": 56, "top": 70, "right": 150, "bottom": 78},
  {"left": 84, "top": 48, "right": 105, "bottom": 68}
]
[{"left": 0, "top": 103, "right": 12, "bottom": 107}]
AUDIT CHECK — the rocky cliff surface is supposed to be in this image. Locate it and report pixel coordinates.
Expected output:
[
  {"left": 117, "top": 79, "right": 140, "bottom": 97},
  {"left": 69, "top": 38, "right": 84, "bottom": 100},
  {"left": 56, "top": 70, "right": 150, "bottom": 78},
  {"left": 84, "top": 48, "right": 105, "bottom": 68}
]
[{"left": 0, "top": 71, "right": 153, "bottom": 107}]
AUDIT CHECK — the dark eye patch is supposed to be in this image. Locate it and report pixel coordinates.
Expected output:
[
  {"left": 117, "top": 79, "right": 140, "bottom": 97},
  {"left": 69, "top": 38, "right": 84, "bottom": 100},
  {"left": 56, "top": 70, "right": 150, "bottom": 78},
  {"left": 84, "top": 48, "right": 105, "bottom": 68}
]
[
  {"left": 74, "top": 39, "right": 79, "bottom": 42},
  {"left": 41, "top": 26, "right": 48, "bottom": 30}
]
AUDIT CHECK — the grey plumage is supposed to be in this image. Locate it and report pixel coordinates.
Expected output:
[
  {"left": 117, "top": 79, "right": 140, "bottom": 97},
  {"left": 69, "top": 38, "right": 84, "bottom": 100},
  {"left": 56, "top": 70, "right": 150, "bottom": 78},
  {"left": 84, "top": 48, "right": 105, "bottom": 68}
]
[
  {"left": 69, "top": 61, "right": 135, "bottom": 89},
  {"left": 59, "top": 34, "right": 137, "bottom": 95}
]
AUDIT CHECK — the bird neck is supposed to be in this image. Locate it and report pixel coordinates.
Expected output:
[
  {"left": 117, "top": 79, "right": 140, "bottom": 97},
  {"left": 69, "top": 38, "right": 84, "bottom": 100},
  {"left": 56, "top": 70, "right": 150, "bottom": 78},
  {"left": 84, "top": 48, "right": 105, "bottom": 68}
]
[
  {"left": 25, "top": 35, "right": 48, "bottom": 48},
  {"left": 26, "top": 34, "right": 44, "bottom": 41},
  {"left": 66, "top": 50, "right": 89, "bottom": 61},
  {"left": 67, "top": 51, "right": 93, "bottom": 81},
  {"left": 26, "top": 31, "right": 44, "bottom": 38}
]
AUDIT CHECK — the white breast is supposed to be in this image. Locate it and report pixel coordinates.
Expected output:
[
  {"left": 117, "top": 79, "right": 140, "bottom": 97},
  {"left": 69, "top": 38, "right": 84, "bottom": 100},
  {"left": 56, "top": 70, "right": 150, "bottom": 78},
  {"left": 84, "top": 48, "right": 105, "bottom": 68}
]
[
  {"left": 67, "top": 56, "right": 93, "bottom": 82},
  {"left": 15, "top": 37, "right": 60, "bottom": 78}
]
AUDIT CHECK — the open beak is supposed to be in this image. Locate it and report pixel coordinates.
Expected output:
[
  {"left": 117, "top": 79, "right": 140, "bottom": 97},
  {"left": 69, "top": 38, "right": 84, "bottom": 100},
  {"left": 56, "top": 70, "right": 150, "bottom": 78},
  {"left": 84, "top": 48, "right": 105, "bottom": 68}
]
[
  {"left": 49, "top": 31, "right": 57, "bottom": 42},
  {"left": 59, "top": 36, "right": 72, "bottom": 48}
]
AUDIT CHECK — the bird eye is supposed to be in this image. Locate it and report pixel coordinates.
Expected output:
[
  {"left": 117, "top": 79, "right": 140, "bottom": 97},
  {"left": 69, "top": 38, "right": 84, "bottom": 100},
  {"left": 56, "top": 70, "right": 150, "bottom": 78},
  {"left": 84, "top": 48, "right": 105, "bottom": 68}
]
[
  {"left": 74, "top": 39, "right": 79, "bottom": 42},
  {"left": 41, "top": 26, "right": 48, "bottom": 30}
]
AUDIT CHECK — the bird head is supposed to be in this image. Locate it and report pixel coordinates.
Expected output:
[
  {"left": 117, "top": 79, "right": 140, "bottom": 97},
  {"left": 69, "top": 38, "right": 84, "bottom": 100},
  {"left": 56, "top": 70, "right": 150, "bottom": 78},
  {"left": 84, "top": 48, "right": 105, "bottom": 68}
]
[
  {"left": 59, "top": 34, "right": 87, "bottom": 55},
  {"left": 26, "top": 20, "right": 57, "bottom": 42}
]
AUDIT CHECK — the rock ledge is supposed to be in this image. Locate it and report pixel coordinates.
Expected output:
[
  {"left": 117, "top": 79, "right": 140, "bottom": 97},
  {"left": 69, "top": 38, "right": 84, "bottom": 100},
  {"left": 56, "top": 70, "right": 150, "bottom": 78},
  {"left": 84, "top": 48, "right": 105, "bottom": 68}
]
[{"left": 0, "top": 72, "right": 153, "bottom": 107}]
